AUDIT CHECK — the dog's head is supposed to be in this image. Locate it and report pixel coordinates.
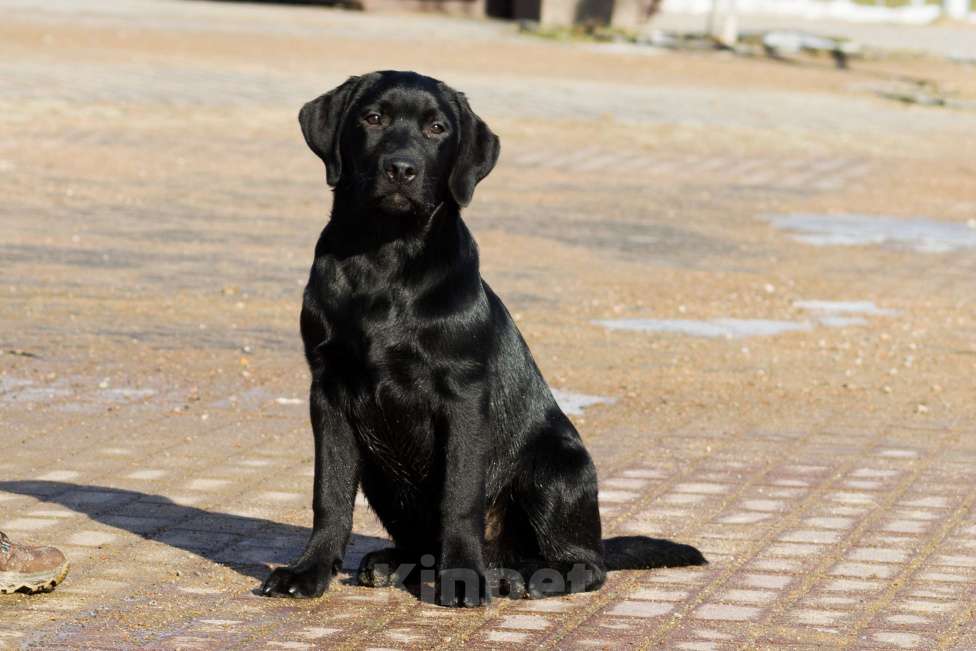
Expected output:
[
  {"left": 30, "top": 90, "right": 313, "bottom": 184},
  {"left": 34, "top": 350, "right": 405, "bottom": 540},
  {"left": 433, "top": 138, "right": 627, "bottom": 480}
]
[{"left": 299, "top": 71, "right": 500, "bottom": 218}]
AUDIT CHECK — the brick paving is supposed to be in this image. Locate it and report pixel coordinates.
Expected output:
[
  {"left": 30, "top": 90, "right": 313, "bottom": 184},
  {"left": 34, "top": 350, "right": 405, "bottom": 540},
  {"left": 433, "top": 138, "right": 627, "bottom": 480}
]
[{"left": 2, "top": 1, "right": 976, "bottom": 649}]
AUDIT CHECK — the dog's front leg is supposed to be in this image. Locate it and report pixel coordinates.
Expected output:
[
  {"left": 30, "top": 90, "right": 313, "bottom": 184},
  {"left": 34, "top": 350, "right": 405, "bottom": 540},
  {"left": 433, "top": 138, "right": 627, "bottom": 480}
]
[
  {"left": 261, "top": 385, "right": 359, "bottom": 598},
  {"left": 436, "top": 410, "right": 489, "bottom": 607}
]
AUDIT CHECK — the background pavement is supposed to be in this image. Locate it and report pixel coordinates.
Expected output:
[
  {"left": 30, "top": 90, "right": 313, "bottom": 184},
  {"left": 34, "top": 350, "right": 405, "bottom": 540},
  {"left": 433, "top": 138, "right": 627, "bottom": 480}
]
[{"left": 1, "top": 1, "right": 975, "bottom": 648}]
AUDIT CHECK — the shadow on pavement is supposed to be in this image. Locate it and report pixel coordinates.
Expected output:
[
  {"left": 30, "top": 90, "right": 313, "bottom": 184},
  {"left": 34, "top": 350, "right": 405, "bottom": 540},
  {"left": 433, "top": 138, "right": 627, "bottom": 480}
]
[{"left": 0, "top": 480, "right": 389, "bottom": 583}]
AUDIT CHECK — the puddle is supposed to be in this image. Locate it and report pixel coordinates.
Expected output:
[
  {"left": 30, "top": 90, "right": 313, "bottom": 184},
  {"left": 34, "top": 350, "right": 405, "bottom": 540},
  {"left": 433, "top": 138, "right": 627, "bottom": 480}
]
[
  {"left": 596, "top": 300, "right": 896, "bottom": 339},
  {"left": 1, "top": 376, "right": 73, "bottom": 403},
  {"left": 99, "top": 387, "right": 157, "bottom": 402},
  {"left": 795, "top": 299, "right": 897, "bottom": 328},
  {"left": 4, "top": 387, "right": 73, "bottom": 402},
  {"left": 550, "top": 388, "right": 616, "bottom": 415},
  {"left": 763, "top": 213, "right": 976, "bottom": 253},
  {"left": 816, "top": 315, "right": 867, "bottom": 327},
  {"left": 0, "top": 377, "right": 34, "bottom": 394},
  {"left": 209, "top": 387, "right": 272, "bottom": 409},
  {"left": 594, "top": 318, "right": 813, "bottom": 338},
  {"left": 1, "top": 374, "right": 168, "bottom": 412},
  {"left": 793, "top": 300, "right": 897, "bottom": 316}
]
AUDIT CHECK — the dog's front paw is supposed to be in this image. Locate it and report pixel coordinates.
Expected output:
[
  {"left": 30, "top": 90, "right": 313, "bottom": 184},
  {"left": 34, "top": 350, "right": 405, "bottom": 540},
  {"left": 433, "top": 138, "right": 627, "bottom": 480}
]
[
  {"left": 436, "top": 567, "right": 489, "bottom": 608},
  {"left": 260, "top": 562, "right": 331, "bottom": 598}
]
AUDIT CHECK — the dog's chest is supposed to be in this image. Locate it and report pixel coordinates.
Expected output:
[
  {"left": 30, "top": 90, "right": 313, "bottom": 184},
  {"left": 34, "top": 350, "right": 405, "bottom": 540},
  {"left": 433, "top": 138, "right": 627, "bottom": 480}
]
[
  {"left": 349, "top": 331, "right": 441, "bottom": 481},
  {"left": 311, "top": 286, "right": 441, "bottom": 449}
]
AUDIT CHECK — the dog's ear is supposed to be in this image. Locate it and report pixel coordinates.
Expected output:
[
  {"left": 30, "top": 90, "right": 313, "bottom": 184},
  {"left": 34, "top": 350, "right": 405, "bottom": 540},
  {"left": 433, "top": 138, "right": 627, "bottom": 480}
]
[
  {"left": 299, "top": 75, "right": 368, "bottom": 187},
  {"left": 449, "top": 92, "right": 500, "bottom": 208}
]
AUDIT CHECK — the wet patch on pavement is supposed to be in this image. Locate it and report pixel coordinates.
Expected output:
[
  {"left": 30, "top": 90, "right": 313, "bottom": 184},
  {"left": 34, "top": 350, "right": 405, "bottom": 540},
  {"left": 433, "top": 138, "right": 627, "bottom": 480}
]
[
  {"left": 550, "top": 388, "right": 617, "bottom": 415},
  {"left": 763, "top": 213, "right": 976, "bottom": 253},
  {"left": 595, "top": 300, "right": 897, "bottom": 338},
  {"left": 793, "top": 300, "right": 898, "bottom": 317},
  {"left": 1, "top": 374, "right": 170, "bottom": 413},
  {"left": 594, "top": 318, "right": 814, "bottom": 338}
]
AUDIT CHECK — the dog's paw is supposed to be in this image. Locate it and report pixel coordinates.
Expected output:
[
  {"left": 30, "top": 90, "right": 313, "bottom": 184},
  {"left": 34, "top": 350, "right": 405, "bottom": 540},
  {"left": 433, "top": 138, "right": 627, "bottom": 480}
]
[
  {"left": 260, "top": 563, "right": 331, "bottom": 598},
  {"left": 495, "top": 571, "right": 527, "bottom": 600},
  {"left": 358, "top": 548, "right": 417, "bottom": 588},
  {"left": 358, "top": 548, "right": 397, "bottom": 587},
  {"left": 435, "top": 567, "right": 489, "bottom": 608}
]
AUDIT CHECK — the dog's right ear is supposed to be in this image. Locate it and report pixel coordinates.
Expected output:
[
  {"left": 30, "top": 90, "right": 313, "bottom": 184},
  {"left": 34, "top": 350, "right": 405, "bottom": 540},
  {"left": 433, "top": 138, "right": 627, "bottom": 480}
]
[{"left": 299, "top": 76, "right": 366, "bottom": 187}]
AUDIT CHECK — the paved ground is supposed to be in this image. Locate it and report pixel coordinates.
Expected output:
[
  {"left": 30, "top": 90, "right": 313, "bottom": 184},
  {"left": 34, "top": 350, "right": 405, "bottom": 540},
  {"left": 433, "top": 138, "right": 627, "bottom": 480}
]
[{"left": 2, "top": 1, "right": 976, "bottom": 649}]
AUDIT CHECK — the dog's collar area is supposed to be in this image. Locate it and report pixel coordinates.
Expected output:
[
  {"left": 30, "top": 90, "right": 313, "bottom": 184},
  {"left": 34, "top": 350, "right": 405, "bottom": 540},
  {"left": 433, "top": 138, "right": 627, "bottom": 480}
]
[{"left": 428, "top": 202, "right": 445, "bottom": 220}]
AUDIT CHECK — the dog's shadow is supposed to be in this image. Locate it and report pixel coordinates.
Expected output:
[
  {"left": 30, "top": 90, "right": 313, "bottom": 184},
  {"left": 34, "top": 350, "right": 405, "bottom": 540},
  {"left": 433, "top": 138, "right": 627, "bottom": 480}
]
[{"left": 0, "top": 480, "right": 389, "bottom": 588}]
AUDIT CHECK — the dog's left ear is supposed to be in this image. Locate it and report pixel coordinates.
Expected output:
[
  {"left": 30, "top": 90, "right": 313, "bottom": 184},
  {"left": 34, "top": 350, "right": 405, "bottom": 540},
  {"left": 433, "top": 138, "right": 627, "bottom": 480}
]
[
  {"left": 449, "top": 92, "right": 500, "bottom": 208},
  {"left": 299, "top": 75, "right": 371, "bottom": 187}
]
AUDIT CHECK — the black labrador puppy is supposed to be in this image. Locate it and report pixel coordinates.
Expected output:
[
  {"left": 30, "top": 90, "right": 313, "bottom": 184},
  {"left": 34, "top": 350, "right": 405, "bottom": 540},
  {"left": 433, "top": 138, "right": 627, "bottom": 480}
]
[{"left": 260, "top": 71, "right": 705, "bottom": 607}]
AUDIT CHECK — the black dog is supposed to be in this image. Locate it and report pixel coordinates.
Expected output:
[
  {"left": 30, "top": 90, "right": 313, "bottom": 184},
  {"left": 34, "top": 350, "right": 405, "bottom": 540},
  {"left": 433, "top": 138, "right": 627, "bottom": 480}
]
[{"left": 260, "top": 71, "right": 705, "bottom": 607}]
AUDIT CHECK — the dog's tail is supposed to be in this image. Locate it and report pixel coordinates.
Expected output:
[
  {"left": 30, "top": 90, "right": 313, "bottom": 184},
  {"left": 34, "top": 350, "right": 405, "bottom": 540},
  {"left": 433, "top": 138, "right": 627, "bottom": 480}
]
[{"left": 603, "top": 536, "right": 708, "bottom": 571}]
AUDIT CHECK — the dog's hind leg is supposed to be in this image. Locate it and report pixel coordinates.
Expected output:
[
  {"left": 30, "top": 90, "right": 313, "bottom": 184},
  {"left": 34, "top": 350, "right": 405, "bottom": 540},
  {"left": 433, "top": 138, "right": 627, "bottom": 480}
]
[{"left": 513, "top": 420, "right": 608, "bottom": 598}]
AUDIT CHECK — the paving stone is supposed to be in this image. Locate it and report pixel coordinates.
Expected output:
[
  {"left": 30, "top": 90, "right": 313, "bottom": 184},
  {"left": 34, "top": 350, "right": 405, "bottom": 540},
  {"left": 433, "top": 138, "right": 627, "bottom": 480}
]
[
  {"left": 767, "top": 543, "right": 821, "bottom": 557},
  {"left": 884, "top": 520, "right": 929, "bottom": 534},
  {"left": 851, "top": 468, "right": 899, "bottom": 479},
  {"left": 663, "top": 493, "right": 707, "bottom": 504},
  {"left": 630, "top": 588, "right": 689, "bottom": 601},
  {"left": 803, "top": 517, "right": 854, "bottom": 530},
  {"left": 825, "top": 579, "right": 883, "bottom": 592},
  {"left": 917, "top": 571, "right": 971, "bottom": 583},
  {"left": 900, "top": 601, "right": 957, "bottom": 614},
  {"left": 127, "top": 469, "right": 168, "bottom": 480},
  {"left": 2, "top": 517, "right": 58, "bottom": 531},
  {"left": 829, "top": 562, "right": 895, "bottom": 579},
  {"left": 37, "top": 471, "right": 81, "bottom": 481},
  {"left": 602, "top": 478, "right": 648, "bottom": 490},
  {"left": 676, "top": 643, "right": 721, "bottom": 651},
  {"left": 68, "top": 530, "right": 118, "bottom": 546},
  {"left": 902, "top": 497, "right": 949, "bottom": 508},
  {"left": 886, "top": 614, "right": 930, "bottom": 625},
  {"left": 608, "top": 601, "right": 674, "bottom": 617},
  {"left": 598, "top": 490, "right": 639, "bottom": 503},
  {"left": 848, "top": 548, "right": 909, "bottom": 563},
  {"left": 719, "top": 589, "right": 777, "bottom": 604},
  {"left": 621, "top": 469, "right": 666, "bottom": 479},
  {"left": 719, "top": 512, "right": 771, "bottom": 524},
  {"left": 779, "top": 529, "right": 843, "bottom": 544},
  {"left": 486, "top": 630, "right": 529, "bottom": 642},
  {"left": 740, "top": 499, "right": 786, "bottom": 512},
  {"left": 186, "top": 479, "right": 231, "bottom": 491},
  {"left": 498, "top": 615, "right": 550, "bottom": 630},
  {"left": 693, "top": 604, "right": 761, "bottom": 621},
  {"left": 752, "top": 559, "right": 801, "bottom": 572},
  {"left": 792, "top": 609, "right": 847, "bottom": 625},
  {"left": 673, "top": 483, "right": 729, "bottom": 495},
  {"left": 933, "top": 554, "right": 976, "bottom": 568},
  {"left": 741, "top": 574, "right": 792, "bottom": 590},
  {"left": 872, "top": 632, "right": 928, "bottom": 648}
]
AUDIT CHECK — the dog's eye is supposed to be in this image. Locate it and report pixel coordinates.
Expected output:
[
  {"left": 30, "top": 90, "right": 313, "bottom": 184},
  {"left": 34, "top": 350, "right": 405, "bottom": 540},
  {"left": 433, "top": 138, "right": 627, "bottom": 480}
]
[
  {"left": 364, "top": 113, "right": 382, "bottom": 126},
  {"left": 429, "top": 122, "right": 445, "bottom": 135}
]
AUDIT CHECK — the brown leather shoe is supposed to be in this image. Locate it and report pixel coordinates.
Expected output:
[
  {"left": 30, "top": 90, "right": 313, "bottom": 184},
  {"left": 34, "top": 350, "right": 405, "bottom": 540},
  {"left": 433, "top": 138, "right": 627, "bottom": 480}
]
[{"left": 0, "top": 531, "right": 69, "bottom": 594}]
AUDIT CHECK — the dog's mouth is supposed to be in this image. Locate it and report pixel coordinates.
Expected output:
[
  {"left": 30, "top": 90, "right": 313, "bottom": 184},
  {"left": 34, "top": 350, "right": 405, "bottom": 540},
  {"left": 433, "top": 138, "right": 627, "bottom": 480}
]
[
  {"left": 382, "top": 191, "right": 413, "bottom": 211},
  {"left": 374, "top": 189, "right": 429, "bottom": 217}
]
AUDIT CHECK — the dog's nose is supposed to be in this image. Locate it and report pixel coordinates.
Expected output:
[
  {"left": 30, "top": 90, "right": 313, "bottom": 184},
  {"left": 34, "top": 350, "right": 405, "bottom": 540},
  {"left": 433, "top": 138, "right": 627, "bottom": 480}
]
[{"left": 384, "top": 158, "right": 418, "bottom": 185}]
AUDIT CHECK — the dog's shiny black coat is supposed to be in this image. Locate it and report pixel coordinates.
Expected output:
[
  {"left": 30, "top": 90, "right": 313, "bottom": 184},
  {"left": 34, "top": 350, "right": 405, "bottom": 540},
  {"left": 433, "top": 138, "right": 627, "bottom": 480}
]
[{"left": 260, "top": 71, "right": 705, "bottom": 607}]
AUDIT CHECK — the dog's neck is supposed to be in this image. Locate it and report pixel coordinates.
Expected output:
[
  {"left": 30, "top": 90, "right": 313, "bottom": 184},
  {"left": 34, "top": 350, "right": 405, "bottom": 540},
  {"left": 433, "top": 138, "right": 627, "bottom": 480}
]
[{"left": 320, "top": 193, "right": 473, "bottom": 268}]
